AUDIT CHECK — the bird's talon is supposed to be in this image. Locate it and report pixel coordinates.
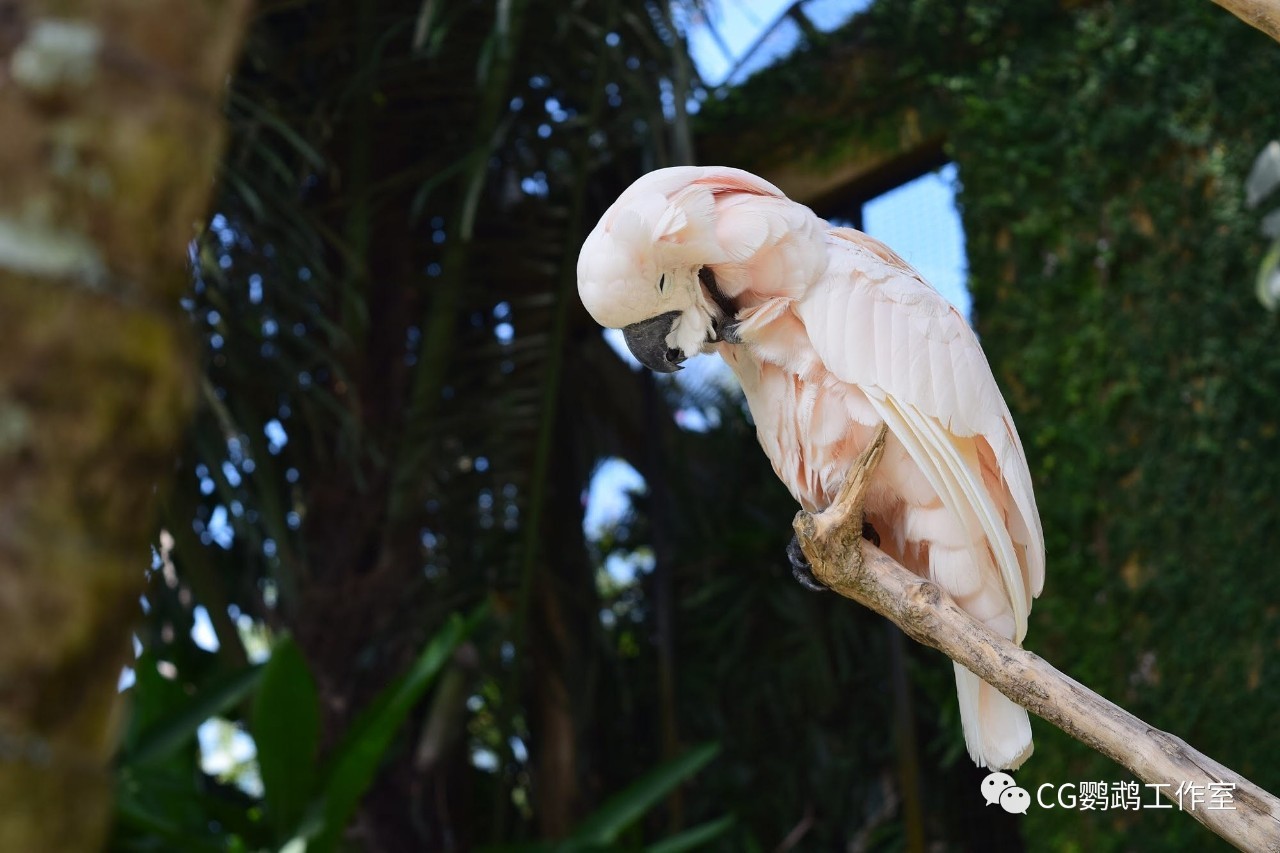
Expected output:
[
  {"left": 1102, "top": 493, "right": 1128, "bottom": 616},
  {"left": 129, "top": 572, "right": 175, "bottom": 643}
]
[
  {"left": 787, "top": 534, "right": 827, "bottom": 592},
  {"left": 862, "top": 521, "right": 880, "bottom": 547}
]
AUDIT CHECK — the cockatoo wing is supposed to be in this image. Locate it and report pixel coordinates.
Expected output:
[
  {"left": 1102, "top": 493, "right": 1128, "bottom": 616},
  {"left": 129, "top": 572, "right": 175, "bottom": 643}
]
[{"left": 795, "top": 228, "right": 1045, "bottom": 640}]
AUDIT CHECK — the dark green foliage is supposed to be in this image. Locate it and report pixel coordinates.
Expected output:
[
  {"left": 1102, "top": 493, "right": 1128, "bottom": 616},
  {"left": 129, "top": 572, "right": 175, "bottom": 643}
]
[
  {"left": 549, "top": 743, "right": 725, "bottom": 850},
  {"left": 253, "top": 639, "right": 319, "bottom": 838},
  {"left": 951, "top": 5, "right": 1280, "bottom": 850},
  {"left": 114, "top": 609, "right": 481, "bottom": 850},
  {"left": 115, "top": 658, "right": 267, "bottom": 851},
  {"left": 114, "top": 0, "right": 754, "bottom": 848},
  {"left": 312, "top": 609, "right": 486, "bottom": 851}
]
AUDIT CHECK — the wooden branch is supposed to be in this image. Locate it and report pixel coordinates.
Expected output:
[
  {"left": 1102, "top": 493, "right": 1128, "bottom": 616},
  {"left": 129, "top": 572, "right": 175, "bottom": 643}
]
[
  {"left": 1212, "top": 0, "right": 1280, "bottom": 43},
  {"left": 793, "top": 425, "right": 1280, "bottom": 852}
]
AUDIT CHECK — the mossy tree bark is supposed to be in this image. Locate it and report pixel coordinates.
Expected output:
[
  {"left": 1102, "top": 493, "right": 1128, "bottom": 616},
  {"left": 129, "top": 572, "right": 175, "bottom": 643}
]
[{"left": 0, "top": 1, "right": 250, "bottom": 849}]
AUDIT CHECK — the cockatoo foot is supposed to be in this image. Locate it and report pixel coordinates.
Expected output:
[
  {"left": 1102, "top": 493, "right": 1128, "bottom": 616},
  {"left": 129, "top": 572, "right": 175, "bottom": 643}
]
[
  {"left": 788, "top": 522, "right": 879, "bottom": 590},
  {"left": 787, "top": 534, "right": 827, "bottom": 591},
  {"left": 720, "top": 320, "right": 744, "bottom": 345},
  {"left": 862, "top": 521, "right": 880, "bottom": 547}
]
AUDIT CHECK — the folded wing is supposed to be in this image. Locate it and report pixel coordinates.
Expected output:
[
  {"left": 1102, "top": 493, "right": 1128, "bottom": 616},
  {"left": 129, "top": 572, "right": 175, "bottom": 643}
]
[{"left": 795, "top": 228, "right": 1045, "bottom": 640}]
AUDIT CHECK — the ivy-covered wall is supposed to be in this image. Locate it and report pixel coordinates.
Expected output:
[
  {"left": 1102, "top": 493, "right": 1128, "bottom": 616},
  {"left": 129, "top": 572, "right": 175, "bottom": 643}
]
[{"left": 705, "top": 2, "right": 1280, "bottom": 849}]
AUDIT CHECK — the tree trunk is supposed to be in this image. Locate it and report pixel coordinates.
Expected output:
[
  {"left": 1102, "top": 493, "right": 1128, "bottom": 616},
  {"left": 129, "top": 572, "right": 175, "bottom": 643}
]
[{"left": 0, "top": 2, "right": 250, "bottom": 849}]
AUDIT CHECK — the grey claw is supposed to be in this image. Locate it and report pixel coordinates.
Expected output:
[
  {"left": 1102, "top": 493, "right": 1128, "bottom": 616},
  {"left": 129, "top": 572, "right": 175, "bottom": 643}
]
[{"left": 787, "top": 535, "right": 827, "bottom": 592}]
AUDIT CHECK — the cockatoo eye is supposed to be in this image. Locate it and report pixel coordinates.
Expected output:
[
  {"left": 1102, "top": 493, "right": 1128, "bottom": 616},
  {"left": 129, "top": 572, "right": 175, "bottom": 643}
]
[{"left": 658, "top": 273, "right": 666, "bottom": 292}]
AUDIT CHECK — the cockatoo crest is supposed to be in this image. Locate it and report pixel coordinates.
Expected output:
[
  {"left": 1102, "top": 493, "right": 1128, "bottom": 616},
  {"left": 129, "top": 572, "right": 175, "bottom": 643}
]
[{"left": 577, "top": 166, "right": 801, "bottom": 371}]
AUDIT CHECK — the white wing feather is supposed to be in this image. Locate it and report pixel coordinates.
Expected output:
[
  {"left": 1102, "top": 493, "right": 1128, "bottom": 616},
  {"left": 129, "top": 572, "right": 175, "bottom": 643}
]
[{"left": 796, "top": 229, "right": 1045, "bottom": 633}]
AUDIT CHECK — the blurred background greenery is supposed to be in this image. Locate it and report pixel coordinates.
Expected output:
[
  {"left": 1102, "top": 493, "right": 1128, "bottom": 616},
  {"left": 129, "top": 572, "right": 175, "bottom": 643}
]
[{"left": 93, "top": 0, "right": 1280, "bottom": 850}]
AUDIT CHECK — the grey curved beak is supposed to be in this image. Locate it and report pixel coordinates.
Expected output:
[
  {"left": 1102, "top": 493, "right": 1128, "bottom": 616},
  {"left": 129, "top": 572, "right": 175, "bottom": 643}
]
[{"left": 622, "top": 310, "right": 685, "bottom": 373}]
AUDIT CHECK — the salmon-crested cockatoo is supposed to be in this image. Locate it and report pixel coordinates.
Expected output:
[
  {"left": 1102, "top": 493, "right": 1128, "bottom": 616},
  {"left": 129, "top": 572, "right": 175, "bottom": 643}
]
[{"left": 576, "top": 166, "right": 1045, "bottom": 770}]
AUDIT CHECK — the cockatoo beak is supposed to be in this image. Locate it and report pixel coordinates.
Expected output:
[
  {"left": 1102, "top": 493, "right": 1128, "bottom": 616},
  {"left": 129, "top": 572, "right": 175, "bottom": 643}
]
[{"left": 622, "top": 310, "right": 685, "bottom": 373}]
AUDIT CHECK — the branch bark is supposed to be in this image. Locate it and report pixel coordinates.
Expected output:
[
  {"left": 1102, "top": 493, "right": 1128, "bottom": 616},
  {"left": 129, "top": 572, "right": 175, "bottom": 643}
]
[
  {"left": 1212, "top": 0, "right": 1280, "bottom": 43},
  {"left": 793, "top": 426, "right": 1280, "bottom": 852}
]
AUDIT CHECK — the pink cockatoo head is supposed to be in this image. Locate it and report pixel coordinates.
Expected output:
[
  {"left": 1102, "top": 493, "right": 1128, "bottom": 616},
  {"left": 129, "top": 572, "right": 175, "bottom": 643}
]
[{"left": 577, "top": 166, "right": 768, "bottom": 372}]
